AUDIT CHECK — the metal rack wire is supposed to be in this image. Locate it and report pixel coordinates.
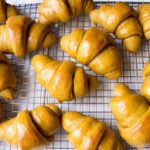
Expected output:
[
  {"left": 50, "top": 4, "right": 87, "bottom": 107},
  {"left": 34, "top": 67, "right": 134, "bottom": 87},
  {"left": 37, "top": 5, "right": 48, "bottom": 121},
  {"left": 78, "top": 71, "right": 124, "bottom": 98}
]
[{"left": 0, "top": 1, "right": 150, "bottom": 150}]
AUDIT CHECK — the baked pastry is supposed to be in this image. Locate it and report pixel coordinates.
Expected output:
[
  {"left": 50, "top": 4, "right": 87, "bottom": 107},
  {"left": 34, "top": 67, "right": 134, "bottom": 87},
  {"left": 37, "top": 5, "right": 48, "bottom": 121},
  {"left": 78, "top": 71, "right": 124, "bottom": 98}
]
[
  {"left": 38, "top": 0, "right": 95, "bottom": 25},
  {"left": 62, "top": 111, "right": 125, "bottom": 150},
  {"left": 32, "top": 54, "right": 98, "bottom": 102},
  {"left": 60, "top": 27, "right": 122, "bottom": 80},
  {"left": 90, "top": 2, "right": 142, "bottom": 52},
  {"left": 138, "top": 4, "right": 150, "bottom": 39},
  {"left": 0, "top": 52, "right": 16, "bottom": 99},
  {"left": 110, "top": 83, "right": 150, "bottom": 148},
  {"left": 0, "top": 16, "right": 56, "bottom": 57},
  {"left": 140, "top": 60, "right": 150, "bottom": 101},
  {"left": 0, "top": 0, "right": 18, "bottom": 23},
  {"left": 0, "top": 104, "right": 61, "bottom": 149}
]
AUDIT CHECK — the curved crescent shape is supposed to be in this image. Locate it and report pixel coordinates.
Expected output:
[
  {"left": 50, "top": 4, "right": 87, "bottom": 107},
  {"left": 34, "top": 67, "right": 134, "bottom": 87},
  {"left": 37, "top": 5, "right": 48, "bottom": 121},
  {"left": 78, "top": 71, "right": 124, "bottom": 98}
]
[
  {"left": 110, "top": 83, "right": 150, "bottom": 148},
  {"left": 90, "top": 2, "right": 142, "bottom": 52}
]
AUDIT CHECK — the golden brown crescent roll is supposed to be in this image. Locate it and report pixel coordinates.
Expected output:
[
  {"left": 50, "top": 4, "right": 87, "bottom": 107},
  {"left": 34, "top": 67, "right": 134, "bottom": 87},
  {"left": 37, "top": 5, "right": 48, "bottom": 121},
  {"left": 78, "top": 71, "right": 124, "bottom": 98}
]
[
  {"left": 140, "top": 60, "right": 150, "bottom": 101},
  {"left": 138, "top": 4, "right": 150, "bottom": 39},
  {"left": 38, "top": 0, "right": 95, "bottom": 25},
  {"left": 0, "top": 0, "right": 18, "bottom": 23},
  {"left": 90, "top": 2, "right": 142, "bottom": 52},
  {"left": 0, "top": 52, "right": 16, "bottom": 99},
  {"left": 60, "top": 27, "right": 122, "bottom": 80},
  {"left": 62, "top": 111, "right": 125, "bottom": 150},
  {"left": 0, "top": 16, "right": 56, "bottom": 57},
  {"left": 32, "top": 54, "right": 98, "bottom": 102},
  {"left": 110, "top": 83, "right": 150, "bottom": 148},
  {"left": 0, "top": 103, "right": 61, "bottom": 149}
]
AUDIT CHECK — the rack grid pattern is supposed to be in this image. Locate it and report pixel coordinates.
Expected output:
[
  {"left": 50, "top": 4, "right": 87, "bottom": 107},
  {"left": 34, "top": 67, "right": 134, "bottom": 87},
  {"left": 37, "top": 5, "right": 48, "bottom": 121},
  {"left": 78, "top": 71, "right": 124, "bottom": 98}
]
[{"left": 0, "top": 1, "right": 150, "bottom": 150}]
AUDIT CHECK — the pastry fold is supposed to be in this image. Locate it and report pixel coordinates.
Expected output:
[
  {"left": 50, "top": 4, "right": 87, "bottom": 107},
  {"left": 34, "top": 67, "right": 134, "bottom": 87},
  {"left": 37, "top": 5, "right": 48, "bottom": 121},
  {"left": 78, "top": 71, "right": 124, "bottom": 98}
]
[
  {"left": 32, "top": 54, "right": 98, "bottom": 102},
  {"left": 110, "top": 83, "right": 150, "bottom": 148},
  {"left": 38, "top": 0, "right": 94, "bottom": 25},
  {"left": 90, "top": 2, "right": 142, "bottom": 52},
  {"left": 0, "top": 16, "right": 56, "bottom": 57},
  {"left": 61, "top": 27, "right": 122, "bottom": 80},
  {"left": 62, "top": 111, "right": 125, "bottom": 150},
  {"left": 0, "top": 104, "right": 61, "bottom": 149}
]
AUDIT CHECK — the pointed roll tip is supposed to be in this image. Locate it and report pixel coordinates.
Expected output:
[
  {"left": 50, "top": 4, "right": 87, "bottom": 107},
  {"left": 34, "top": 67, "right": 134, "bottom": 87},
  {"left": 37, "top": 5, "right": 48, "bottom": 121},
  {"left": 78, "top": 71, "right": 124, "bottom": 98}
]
[
  {"left": 123, "top": 36, "right": 141, "bottom": 53},
  {"left": 104, "top": 68, "right": 122, "bottom": 80},
  {"left": 113, "top": 83, "right": 131, "bottom": 97},
  {"left": 60, "top": 34, "right": 70, "bottom": 52},
  {"left": 87, "top": 75, "right": 98, "bottom": 92},
  {"left": 32, "top": 54, "right": 53, "bottom": 72},
  {"left": 42, "top": 32, "right": 57, "bottom": 48},
  {"left": 0, "top": 88, "right": 14, "bottom": 99},
  {"left": 62, "top": 111, "right": 83, "bottom": 132},
  {"left": 45, "top": 104, "right": 62, "bottom": 118}
]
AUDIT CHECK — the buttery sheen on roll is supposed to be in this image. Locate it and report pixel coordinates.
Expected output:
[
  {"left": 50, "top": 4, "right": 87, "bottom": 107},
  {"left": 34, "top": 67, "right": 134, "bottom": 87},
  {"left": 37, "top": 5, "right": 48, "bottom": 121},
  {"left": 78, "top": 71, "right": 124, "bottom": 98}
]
[
  {"left": 38, "top": 0, "right": 95, "bottom": 25},
  {"left": 0, "top": 16, "right": 56, "bottom": 57},
  {"left": 110, "top": 83, "right": 150, "bottom": 148},
  {"left": 60, "top": 27, "right": 122, "bottom": 80},
  {"left": 32, "top": 54, "right": 98, "bottom": 102},
  {"left": 62, "top": 111, "right": 125, "bottom": 150},
  {"left": 0, "top": 104, "right": 61, "bottom": 149},
  {"left": 90, "top": 2, "right": 142, "bottom": 52}
]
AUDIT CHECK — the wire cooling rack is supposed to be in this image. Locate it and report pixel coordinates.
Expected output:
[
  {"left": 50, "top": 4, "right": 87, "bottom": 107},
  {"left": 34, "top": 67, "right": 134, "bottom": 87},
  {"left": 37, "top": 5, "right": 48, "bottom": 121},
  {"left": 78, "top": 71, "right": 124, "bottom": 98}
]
[{"left": 0, "top": 1, "right": 150, "bottom": 150}]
